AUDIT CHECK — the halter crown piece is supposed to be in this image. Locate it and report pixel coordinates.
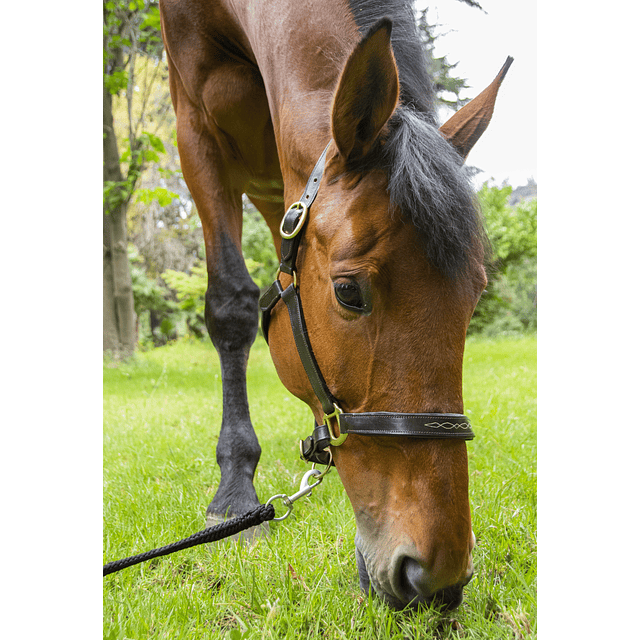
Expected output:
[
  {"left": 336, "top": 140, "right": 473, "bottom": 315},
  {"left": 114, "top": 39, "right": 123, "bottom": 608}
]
[{"left": 259, "top": 142, "right": 474, "bottom": 466}]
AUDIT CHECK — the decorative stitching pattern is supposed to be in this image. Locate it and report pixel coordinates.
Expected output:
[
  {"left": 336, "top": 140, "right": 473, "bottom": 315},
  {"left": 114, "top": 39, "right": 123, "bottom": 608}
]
[{"left": 423, "top": 422, "right": 472, "bottom": 430}]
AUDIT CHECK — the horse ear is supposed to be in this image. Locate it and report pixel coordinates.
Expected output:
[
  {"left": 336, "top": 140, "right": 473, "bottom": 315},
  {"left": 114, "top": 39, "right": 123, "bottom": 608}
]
[
  {"left": 440, "top": 56, "right": 513, "bottom": 160},
  {"left": 331, "top": 18, "right": 399, "bottom": 162}
]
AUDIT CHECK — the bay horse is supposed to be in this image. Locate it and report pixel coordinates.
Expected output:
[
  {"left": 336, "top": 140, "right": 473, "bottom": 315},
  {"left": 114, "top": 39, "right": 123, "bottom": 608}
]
[{"left": 159, "top": 0, "right": 510, "bottom": 610}]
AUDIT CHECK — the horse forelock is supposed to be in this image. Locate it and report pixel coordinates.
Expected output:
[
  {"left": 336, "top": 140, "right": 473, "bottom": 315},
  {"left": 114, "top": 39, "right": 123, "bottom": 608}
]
[{"left": 382, "top": 107, "right": 486, "bottom": 279}]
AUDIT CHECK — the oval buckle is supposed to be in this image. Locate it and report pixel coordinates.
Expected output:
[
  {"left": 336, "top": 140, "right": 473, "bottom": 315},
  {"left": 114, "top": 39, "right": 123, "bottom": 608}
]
[{"left": 280, "top": 202, "right": 308, "bottom": 239}]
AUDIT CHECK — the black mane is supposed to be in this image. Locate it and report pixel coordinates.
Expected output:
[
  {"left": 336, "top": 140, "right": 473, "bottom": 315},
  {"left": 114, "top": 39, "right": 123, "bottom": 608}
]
[{"left": 346, "top": 0, "right": 486, "bottom": 278}]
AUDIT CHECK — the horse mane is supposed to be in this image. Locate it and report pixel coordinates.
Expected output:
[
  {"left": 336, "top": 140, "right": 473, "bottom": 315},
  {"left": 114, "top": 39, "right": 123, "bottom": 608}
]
[{"left": 346, "top": 0, "right": 486, "bottom": 279}]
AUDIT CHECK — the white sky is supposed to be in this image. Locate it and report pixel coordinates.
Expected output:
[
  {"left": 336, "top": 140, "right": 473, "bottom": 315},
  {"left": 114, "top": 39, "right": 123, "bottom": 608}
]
[{"left": 415, "top": 0, "right": 537, "bottom": 188}]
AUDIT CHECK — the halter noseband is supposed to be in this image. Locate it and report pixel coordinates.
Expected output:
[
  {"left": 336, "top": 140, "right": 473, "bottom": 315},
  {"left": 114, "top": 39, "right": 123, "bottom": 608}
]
[{"left": 259, "top": 142, "right": 474, "bottom": 465}]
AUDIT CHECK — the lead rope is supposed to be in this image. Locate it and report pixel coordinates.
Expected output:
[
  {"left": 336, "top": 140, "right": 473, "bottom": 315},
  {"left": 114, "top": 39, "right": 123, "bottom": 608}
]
[
  {"left": 103, "top": 465, "right": 331, "bottom": 576},
  {"left": 103, "top": 504, "right": 276, "bottom": 576}
]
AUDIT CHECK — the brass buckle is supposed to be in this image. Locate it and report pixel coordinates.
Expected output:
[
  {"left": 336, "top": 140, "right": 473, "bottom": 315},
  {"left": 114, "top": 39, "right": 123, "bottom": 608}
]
[
  {"left": 280, "top": 202, "right": 308, "bottom": 239},
  {"left": 324, "top": 403, "right": 347, "bottom": 447}
]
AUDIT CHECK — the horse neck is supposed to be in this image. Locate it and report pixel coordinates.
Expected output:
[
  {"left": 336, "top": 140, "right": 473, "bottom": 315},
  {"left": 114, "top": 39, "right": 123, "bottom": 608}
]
[{"left": 232, "top": 0, "right": 358, "bottom": 184}]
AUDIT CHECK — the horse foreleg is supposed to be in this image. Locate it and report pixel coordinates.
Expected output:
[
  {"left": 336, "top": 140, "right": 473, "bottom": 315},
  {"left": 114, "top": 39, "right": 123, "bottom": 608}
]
[
  {"left": 204, "top": 231, "right": 263, "bottom": 528},
  {"left": 175, "top": 111, "right": 266, "bottom": 539}
]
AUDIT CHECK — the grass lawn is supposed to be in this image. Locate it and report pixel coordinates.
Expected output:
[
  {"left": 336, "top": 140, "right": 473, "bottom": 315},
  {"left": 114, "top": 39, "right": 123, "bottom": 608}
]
[{"left": 104, "top": 334, "right": 536, "bottom": 639}]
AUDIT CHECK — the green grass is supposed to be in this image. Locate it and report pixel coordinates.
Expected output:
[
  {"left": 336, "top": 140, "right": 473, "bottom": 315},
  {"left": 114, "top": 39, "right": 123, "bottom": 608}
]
[{"left": 104, "top": 335, "right": 536, "bottom": 639}]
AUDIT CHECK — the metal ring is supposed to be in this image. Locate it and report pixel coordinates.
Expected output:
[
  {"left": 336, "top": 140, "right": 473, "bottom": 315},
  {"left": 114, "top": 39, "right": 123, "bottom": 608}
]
[
  {"left": 280, "top": 202, "right": 308, "bottom": 239},
  {"left": 311, "top": 449, "right": 333, "bottom": 478},
  {"left": 265, "top": 494, "right": 293, "bottom": 521}
]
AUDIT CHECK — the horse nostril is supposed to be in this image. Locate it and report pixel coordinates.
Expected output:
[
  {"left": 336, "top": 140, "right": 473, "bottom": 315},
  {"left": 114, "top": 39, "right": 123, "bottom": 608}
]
[
  {"left": 401, "top": 557, "right": 424, "bottom": 595},
  {"left": 398, "top": 557, "right": 431, "bottom": 604},
  {"left": 398, "top": 557, "right": 467, "bottom": 610}
]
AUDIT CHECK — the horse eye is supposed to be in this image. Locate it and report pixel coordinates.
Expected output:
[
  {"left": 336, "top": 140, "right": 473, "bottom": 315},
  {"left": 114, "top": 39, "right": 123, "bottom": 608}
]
[{"left": 334, "top": 281, "right": 364, "bottom": 310}]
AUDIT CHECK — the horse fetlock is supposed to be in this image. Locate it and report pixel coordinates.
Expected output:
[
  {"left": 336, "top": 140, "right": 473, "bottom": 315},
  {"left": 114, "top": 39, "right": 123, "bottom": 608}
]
[{"left": 209, "top": 462, "right": 261, "bottom": 517}]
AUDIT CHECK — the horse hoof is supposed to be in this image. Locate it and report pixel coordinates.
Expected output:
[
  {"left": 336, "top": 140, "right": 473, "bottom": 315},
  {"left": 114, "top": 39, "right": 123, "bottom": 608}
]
[{"left": 205, "top": 512, "right": 271, "bottom": 544}]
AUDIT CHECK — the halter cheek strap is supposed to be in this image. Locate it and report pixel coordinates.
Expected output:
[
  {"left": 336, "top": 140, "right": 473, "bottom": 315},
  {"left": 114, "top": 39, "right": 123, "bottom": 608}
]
[{"left": 258, "top": 142, "right": 475, "bottom": 466}]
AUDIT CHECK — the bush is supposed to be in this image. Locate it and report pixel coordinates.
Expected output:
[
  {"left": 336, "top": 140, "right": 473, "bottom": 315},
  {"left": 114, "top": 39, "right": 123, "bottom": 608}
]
[
  {"left": 469, "top": 185, "right": 537, "bottom": 335},
  {"left": 161, "top": 264, "right": 207, "bottom": 339},
  {"left": 241, "top": 199, "right": 279, "bottom": 292},
  {"left": 481, "top": 185, "right": 536, "bottom": 265},
  {"left": 129, "top": 244, "right": 179, "bottom": 346},
  {"left": 471, "top": 256, "right": 537, "bottom": 336}
]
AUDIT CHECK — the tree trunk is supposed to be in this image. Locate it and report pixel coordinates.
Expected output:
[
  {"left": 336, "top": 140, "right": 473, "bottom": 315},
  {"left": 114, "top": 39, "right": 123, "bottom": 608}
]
[{"left": 103, "top": 84, "right": 136, "bottom": 356}]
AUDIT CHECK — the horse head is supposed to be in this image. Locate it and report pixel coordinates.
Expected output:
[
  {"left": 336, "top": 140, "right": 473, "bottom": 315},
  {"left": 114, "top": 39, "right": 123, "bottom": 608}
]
[{"left": 265, "top": 19, "right": 510, "bottom": 609}]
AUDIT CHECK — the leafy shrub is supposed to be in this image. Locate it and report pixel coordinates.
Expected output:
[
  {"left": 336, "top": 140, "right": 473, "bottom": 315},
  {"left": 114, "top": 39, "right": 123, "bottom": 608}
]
[
  {"left": 469, "top": 185, "right": 537, "bottom": 335},
  {"left": 129, "top": 244, "right": 178, "bottom": 346},
  {"left": 241, "top": 201, "right": 279, "bottom": 292},
  {"left": 161, "top": 264, "right": 207, "bottom": 338},
  {"left": 481, "top": 185, "right": 536, "bottom": 265},
  {"left": 473, "top": 256, "right": 537, "bottom": 336}
]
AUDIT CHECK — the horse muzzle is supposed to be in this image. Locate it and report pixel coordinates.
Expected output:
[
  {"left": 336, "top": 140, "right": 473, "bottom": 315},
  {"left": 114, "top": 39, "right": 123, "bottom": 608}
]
[{"left": 355, "top": 533, "right": 474, "bottom": 610}]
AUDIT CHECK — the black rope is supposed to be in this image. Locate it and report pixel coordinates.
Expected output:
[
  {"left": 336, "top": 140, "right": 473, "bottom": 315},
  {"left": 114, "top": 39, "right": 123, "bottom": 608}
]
[{"left": 103, "top": 503, "right": 276, "bottom": 576}]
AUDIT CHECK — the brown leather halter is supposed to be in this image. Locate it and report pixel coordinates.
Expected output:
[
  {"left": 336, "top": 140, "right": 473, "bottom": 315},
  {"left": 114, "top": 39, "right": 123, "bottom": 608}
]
[{"left": 259, "top": 143, "right": 474, "bottom": 466}]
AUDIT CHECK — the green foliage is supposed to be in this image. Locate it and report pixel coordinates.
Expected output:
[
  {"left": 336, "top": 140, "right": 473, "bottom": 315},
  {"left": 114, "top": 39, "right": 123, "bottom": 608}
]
[
  {"left": 103, "top": 181, "right": 126, "bottom": 214},
  {"left": 103, "top": 1, "right": 166, "bottom": 216},
  {"left": 104, "top": 69, "right": 128, "bottom": 95},
  {"left": 103, "top": 144, "right": 142, "bottom": 213},
  {"left": 135, "top": 186, "right": 180, "bottom": 207},
  {"left": 118, "top": 131, "right": 166, "bottom": 170},
  {"left": 156, "top": 264, "right": 207, "bottom": 340},
  {"left": 139, "top": 131, "right": 166, "bottom": 160},
  {"left": 495, "top": 257, "right": 537, "bottom": 332},
  {"left": 129, "top": 271, "right": 157, "bottom": 319},
  {"left": 104, "top": 1, "right": 162, "bottom": 74},
  {"left": 470, "top": 186, "right": 537, "bottom": 336},
  {"left": 129, "top": 244, "right": 177, "bottom": 348},
  {"left": 162, "top": 265, "right": 207, "bottom": 316},
  {"left": 105, "top": 129, "right": 174, "bottom": 214},
  {"left": 241, "top": 201, "right": 279, "bottom": 292},
  {"left": 130, "top": 256, "right": 173, "bottom": 318},
  {"left": 480, "top": 185, "right": 537, "bottom": 264}
]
